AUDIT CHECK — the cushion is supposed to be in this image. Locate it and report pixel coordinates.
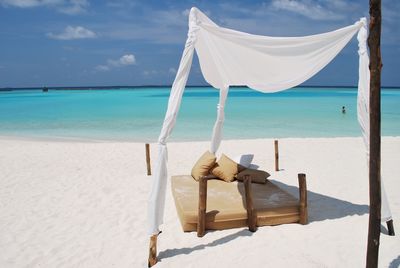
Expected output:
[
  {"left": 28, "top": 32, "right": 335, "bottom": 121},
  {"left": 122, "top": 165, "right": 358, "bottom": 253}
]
[
  {"left": 191, "top": 151, "right": 217, "bottom": 181},
  {"left": 211, "top": 154, "right": 242, "bottom": 182},
  {"left": 248, "top": 164, "right": 259, "bottom": 170},
  {"left": 233, "top": 154, "right": 254, "bottom": 168},
  {"left": 236, "top": 168, "right": 271, "bottom": 184}
]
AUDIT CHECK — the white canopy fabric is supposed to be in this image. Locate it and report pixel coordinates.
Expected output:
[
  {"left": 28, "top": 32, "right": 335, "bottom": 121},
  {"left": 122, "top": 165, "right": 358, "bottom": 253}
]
[
  {"left": 148, "top": 7, "right": 392, "bottom": 235},
  {"left": 356, "top": 23, "right": 392, "bottom": 222}
]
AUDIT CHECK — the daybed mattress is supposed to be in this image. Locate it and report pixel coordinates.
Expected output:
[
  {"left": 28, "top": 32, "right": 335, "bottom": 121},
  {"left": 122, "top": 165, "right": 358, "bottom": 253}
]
[{"left": 171, "top": 175, "right": 301, "bottom": 232}]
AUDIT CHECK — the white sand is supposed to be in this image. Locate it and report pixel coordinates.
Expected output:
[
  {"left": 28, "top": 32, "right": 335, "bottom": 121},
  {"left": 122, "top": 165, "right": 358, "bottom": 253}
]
[{"left": 0, "top": 137, "right": 399, "bottom": 267}]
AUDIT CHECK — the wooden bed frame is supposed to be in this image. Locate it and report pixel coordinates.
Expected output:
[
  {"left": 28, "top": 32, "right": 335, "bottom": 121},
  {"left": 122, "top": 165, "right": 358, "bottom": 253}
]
[
  {"left": 197, "top": 173, "right": 308, "bottom": 237},
  {"left": 148, "top": 173, "right": 308, "bottom": 266}
]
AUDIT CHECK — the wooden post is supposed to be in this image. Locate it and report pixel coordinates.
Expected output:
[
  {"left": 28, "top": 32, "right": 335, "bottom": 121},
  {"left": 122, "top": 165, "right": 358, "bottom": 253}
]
[
  {"left": 298, "top": 173, "right": 308, "bottom": 224},
  {"left": 274, "top": 140, "right": 279, "bottom": 171},
  {"left": 145, "top": 143, "right": 151, "bottom": 176},
  {"left": 197, "top": 176, "right": 208, "bottom": 237},
  {"left": 148, "top": 233, "right": 158, "bottom": 267},
  {"left": 244, "top": 175, "right": 257, "bottom": 232},
  {"left": 386, "top": 219, "right": 395, "bottom": 236},
  {"left": 367, "top": 0, "right": 382, "bottom": 267}
]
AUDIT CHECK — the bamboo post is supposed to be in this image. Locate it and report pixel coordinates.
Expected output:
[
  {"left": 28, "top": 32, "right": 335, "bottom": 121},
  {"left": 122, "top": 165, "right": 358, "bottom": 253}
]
[
  {"left": 386, "top": 220, "right": 395, "bottom": 236},
  {"left": 298, "top": 173, "right": 308, "bottom": 224},
  {"left": 148, "top": 233, "right": 158, "bottom": 267},
  {"left": 274, "top": 140, "right": 279, "bottom": 171},
  {"left": 197, "top": 176, "right": 208, "bottom": 237},
  {"left": 367, "top": 0, "right": 382, "bottom": 267},
  {"left": 145, "top": 143, "right": 151, "bottom": 176},
  {"left": 244, "top": 175, "right": 257, "bottom": 232}
]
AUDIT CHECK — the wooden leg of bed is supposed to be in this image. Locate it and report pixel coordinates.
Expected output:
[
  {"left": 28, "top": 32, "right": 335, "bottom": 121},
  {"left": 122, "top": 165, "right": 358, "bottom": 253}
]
[
  {"left": 274, "top": 140, "right": 279, "bottom": 171},
  {"left": 197, "top": 176, "right": 208, "bottom": 237},
  {"left": 244, "top": 175, "right": 257, "bottom": 232},
  {"left": 298, "top": 173, "right": 308, "bottom": 225},
  {"left": 145, "top": 143, "right": 151, "bottom": 176},
  {"left": 386, "top": 219, "right": 395, "bottom": 236},
  {"left": 148, "top": 233, "right": 158, "bottom": 267}
]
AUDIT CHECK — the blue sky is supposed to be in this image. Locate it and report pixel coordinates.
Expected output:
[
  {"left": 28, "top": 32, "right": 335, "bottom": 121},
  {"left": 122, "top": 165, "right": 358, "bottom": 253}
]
[{"left": 0, "top": 0, "right": 399, "bottom": 87}]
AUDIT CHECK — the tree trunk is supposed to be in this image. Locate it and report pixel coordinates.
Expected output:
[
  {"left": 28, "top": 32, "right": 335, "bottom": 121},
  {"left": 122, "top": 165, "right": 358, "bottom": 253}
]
[{"left": 366, "top": 0, "right": 382, "bottom": 267}]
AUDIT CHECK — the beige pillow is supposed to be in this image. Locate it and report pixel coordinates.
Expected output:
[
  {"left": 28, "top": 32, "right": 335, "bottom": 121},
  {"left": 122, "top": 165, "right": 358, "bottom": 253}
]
[
  {"left": 236, "top": 168, "right": 271, "bottom": 184},
  {"left": 211, "top": 154, "right": 242, "bottom": 182},
  {"left": 191, "top": 151, "right": 217, "bottom": 181}
]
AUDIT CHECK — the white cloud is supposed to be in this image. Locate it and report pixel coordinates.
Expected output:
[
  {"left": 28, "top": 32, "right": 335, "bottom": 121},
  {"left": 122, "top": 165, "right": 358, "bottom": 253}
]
[
  {"left": 119, "top": 54, "right": 135, "bottom": 65},
  {"left": 95, "top": 65, "right": 110, "bottom": 72},
  {"left": 168, "top": 67, "right": 176, "bottom": 74},
  {"left": 58, "top": 0, "right": 88, "bottom": 15},
  {"left": 100, "top": 9, "right": 190, "bottom": 44},
  {"left": 143, "top": 70, "right": 158, "bottom": 76},
  {"left": 95, "top": 54, "right": 136, "bottom": 72},
  {"left": 0, "top": 0, "right": 62, "bottom": 8},
  {"left": 107, "top": 54, "right": 136, "bottom": 67},
  {"left": 182, "top": 9, "right": 190, "bottom": 17},
  {"left": 47, "top": 26, "right": 96, "bottom": 40},
  {"left": 106, "top": 0, "right": 136, "bottom": 9},
  {"left": 0, "top": 0, "right": 89, "bottom": 14},
  {"left": 270, "top": 0, "right": 343, "bottom": 21}
]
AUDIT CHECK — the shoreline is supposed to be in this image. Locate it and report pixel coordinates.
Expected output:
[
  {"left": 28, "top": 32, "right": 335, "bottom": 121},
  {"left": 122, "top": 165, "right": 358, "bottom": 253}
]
[{"left": 0, "top": 135, "right": 399, "bottom": 143}]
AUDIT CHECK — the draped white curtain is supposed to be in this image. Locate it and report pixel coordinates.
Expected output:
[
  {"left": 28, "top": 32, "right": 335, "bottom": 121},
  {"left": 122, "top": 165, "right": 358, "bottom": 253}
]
[
  {"left": 147, "top": 16, "right": 197, "bottom": 234},
  {"left": 148, "top": 7, "right": 392, "bottom": 235},
  {"left": 357, "top": 19, "right": 392, "bottom": 222},
  {"left": 210, "top": 86, "right": 229, "bottom": 154}
]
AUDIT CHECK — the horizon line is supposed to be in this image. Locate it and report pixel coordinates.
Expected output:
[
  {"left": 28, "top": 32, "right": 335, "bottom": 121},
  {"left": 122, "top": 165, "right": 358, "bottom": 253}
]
[{"left": 1, "top": 84, "right": 399, "bottom": 91}]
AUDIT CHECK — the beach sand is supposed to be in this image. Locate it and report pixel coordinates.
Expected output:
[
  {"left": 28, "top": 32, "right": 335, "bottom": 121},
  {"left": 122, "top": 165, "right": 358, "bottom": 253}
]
[{"left": 0, "top": 137, "right": 399, "bottom": 267}]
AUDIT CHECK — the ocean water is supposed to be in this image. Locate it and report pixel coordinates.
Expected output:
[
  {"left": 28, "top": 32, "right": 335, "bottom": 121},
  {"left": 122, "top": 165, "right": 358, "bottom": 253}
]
[{"left": 0, "top": 87, "right": 399, "bottom": 142}]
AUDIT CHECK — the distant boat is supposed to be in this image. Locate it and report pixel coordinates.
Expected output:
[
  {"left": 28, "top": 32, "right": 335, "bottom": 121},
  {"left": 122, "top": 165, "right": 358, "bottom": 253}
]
[{"left": 43, "top": 87, "right": 48, "bottom": 92}]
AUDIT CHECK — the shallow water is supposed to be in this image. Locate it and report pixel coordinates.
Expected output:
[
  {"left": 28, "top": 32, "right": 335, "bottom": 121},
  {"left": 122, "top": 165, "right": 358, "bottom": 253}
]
[{"left": 0, "top": 87, "right": 399, "bottom": 141}]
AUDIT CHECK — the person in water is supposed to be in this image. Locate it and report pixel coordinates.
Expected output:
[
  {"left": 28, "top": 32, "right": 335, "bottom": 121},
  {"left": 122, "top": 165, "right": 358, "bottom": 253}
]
[{"left": 342, "top": 106, "right": 346, "bottom": 114}]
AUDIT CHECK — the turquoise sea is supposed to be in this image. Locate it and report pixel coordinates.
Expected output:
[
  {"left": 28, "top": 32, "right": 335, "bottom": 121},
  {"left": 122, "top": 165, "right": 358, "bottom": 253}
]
[{"left": 0, "top": 87, "right": 399, "bottom": 142}]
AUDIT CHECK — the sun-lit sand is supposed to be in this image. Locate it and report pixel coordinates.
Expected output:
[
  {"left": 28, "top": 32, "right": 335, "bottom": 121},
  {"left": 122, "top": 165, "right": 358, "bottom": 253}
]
[{"left": 0, "top": 137, "right": 399, "bottom": 267}]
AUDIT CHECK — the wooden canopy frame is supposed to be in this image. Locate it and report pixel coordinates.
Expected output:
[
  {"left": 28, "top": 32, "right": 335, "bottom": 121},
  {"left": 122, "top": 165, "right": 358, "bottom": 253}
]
[{"left": 146, "top": 1, "right": 395, "bottom": 266}]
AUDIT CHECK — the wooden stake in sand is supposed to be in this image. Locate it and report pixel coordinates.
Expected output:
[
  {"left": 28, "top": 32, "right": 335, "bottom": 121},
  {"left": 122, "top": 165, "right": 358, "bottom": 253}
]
[
  {"left": 274, "top": 140, "right": 279, "bottom": 171},
  {"left": 367, "top": 0, "right": 383, "bottom": 266},
  {"left": 298, "top": 173, "right": 308, "bottom": 225},
  {"left": 145, "top": 143, "right": 151, "bottom": 176},
  {"left": 148, "top": 233, "right": 158, "bottom": 267},
  {"left": 386, "top": 219, "right": 395, "bottom": 236}
]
